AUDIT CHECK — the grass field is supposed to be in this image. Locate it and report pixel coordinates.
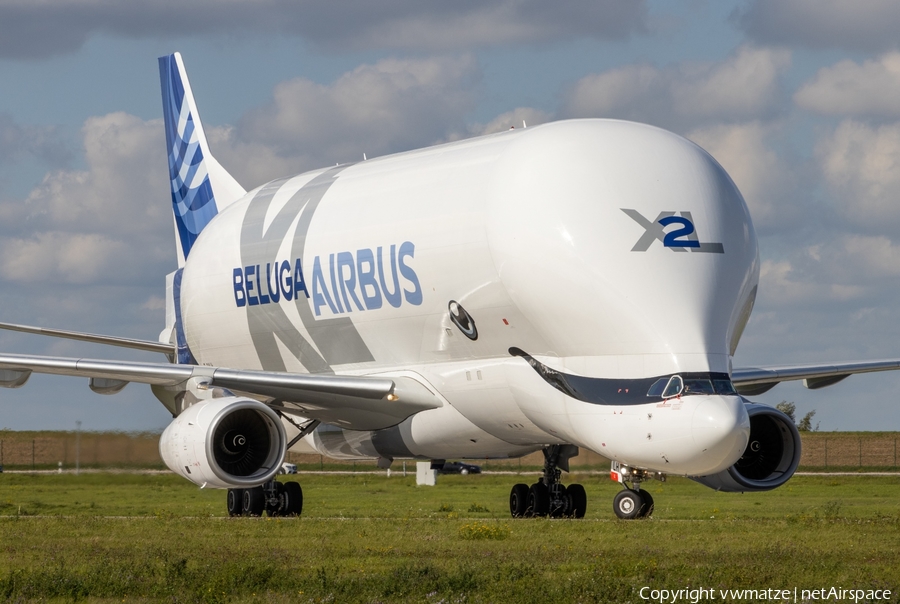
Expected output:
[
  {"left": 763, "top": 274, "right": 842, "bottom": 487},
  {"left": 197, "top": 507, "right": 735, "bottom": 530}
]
[{"left": 1, "top": 472, "right": 898, "bottom": 603}]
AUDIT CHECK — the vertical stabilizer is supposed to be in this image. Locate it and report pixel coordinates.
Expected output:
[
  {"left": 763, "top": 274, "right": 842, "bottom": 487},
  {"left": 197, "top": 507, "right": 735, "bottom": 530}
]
[{"left": 159, "top": 52, "right": 246, "bottom": 266}]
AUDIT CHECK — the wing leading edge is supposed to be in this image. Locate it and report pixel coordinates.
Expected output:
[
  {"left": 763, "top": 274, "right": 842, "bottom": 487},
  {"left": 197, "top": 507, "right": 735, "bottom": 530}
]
[
  {"left": 3, "top": 336, "right": 897, "bottom": 424},
  {"left": 0, "top": 321, "right": 175, "bottom": 355},
  {"left": 732, "top": 360, "right": 900, "bottom": 396},
  {"left": 0, "top": 353, "right": 441, "bottom": 431}
]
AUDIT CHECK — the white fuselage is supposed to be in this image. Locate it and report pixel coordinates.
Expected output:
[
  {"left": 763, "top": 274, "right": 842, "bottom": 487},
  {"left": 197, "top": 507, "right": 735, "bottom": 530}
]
[{"left": 179, "top": 119, "right": 758, "bottom": 476}]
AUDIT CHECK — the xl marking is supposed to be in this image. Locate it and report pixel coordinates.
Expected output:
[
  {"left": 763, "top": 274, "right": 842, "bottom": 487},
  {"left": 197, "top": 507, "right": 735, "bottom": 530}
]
[{"left": 621, "top": 209, "right": 724, "bottom": 254}]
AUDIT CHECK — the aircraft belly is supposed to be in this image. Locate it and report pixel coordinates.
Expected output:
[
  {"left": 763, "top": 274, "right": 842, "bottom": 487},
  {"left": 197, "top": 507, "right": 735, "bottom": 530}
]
[
  {"left": 422, "top": 359, "right": 555, "bottom": 446},
  {"left": 306, "top": 403, "right": 539, "bottom": 461}
]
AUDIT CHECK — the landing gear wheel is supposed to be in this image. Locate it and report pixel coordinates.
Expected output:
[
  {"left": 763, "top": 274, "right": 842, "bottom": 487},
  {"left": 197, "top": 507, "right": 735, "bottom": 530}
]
[
  {"left": 242, "top": 486, "right": 265, "bottom": 517},
  {"left": 509, "top": 483, "right": 529, "bottom": 518},
  {"left": 283, "top": 481, "right": 303, "bottom": 516},
  {"left": 613, "top": 488, "right": 644, "bottom": 520},
  {"left": 266, "top": 482, "right": 286, "bottom": 517},
  {"left": 637, "top": 490, "right": 654, "bottom": 518},
  {"left": 567, "top": 483, "right": 587, "bottom": 518},
  {"left": 527, "top": 482, "right": 550, "bottom": 517},
  {"left": 549, "top": 484, "right": 568, "bottom": 518},
  {"left": 226, "top": 488, "right": 244, "bottom": 517}
]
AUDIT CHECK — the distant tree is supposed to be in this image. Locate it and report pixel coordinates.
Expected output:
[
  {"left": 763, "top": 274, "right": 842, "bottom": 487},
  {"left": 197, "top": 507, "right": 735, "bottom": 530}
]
[
  {"left": 797, "top": 410, "right": 819, "bottom": 432},
  {"left": 776, "top": 401, "right": 819, "bottom": 432},
  {"left": 776, "top": 401, "right": 796, "bottom": 422}
]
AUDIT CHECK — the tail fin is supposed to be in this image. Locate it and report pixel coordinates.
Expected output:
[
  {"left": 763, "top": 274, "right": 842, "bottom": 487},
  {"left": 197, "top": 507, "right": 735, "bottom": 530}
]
[{"left": 159, "top": 52, "right": 246, "bottom": 266}]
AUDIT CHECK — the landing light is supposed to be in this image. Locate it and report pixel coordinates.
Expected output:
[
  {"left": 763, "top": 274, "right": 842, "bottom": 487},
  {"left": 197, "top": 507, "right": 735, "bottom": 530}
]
[{"left": 386, "top": 393, "right": 399, "bottom": 401}]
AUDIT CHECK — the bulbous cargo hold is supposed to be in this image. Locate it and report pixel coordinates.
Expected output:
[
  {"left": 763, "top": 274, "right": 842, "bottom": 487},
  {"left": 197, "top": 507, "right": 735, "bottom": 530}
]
[
  {"left": 484, "top": 120, "right": 759, "bottom": 373},
  {"left": 690, "top": 402, "right": 802, "bottom": 492},
  {"left": 159, "top": 398, "right": 287, "bottom": 489},
  {"left": 181, "top": 119, "right": 759, "bottom": 381}
]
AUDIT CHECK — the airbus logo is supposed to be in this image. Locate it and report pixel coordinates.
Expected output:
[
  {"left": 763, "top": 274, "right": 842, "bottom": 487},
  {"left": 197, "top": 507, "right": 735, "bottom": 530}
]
[
  {"left": 232, "top": 242, "right": 422, "bottom": 317},
  {"left": 621, "top": 209, "right": 724, "bottom": 254}
]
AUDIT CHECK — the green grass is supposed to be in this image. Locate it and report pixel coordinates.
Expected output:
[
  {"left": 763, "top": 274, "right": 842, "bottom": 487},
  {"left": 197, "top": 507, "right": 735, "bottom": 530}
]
[{"left": 1, "top": 472, "right": 899, "bottom": 602}]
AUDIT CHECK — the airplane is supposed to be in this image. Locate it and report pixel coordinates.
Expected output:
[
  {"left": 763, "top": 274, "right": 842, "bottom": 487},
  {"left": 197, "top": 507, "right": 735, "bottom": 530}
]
[{"left": 2, "top": 52, "right": 900, "bottom": 520}]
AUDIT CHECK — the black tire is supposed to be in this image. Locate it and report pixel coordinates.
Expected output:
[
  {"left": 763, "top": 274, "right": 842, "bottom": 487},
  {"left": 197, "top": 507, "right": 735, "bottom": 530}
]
[
  {"left": 226, "top": 488, "right": 244, "bottom": 517},
  {"left": 567, "top": 483, "right": 587, "bottom": 519},
  {"left": 613, "top": 488, "right": 644, "bottom": 520},
  {"left": 242, "top": 486, "right": 265, "bottom": 517},
  {"left": 283, "top": 481, "right": 303, "bottom": 516},
  {"left": 509, "top": 483, "right": 529, "bottom": 518},
  {"left": 527, "top": 482, "right": 550, "bottom": 517},
  {"left": 637, "top": 490, "right": 654, "bottom": 518}
]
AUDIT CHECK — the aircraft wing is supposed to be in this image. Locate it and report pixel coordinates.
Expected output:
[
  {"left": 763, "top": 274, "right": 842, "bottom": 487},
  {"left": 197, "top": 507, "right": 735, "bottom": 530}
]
[
  {"left": 0, "top": 353, "right": 441, "bottom": 430},
  {"left": 0, "top": 321, "right": 175, "bottom": 355},
  {"left": 732, "top": 359, "right": 900, "bottom": 396}
]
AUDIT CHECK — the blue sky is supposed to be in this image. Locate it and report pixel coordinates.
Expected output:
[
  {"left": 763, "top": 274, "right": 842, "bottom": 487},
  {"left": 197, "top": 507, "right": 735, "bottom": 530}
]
[{"left": 2, "top": 0, "right": 900, "bottom": 432}]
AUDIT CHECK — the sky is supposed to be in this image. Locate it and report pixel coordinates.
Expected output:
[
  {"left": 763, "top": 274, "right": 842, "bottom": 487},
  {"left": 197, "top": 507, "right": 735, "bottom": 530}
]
[{"left": 1, "top": 0, "right": 900, "bottom": 432}]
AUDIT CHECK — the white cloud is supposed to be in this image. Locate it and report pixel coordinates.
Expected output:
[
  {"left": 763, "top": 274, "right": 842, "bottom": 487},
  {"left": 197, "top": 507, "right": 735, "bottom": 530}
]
[
  {"left": 816, "top": 119, "right": 900, "bottom": 232},
  {"left": 736, "top": 0, "right": 900, "bottom": 52},
  {"left": 0, "top": 114, "right": 71, "bottom": 166},
  {"left": 838, "top": 234, "right": 900, "bottom": 279},
  {"left": 0, "top": 232, "right": 127, "bottom": 284},
  {"left": 237, "top": 57, "right": 481, "bottom": 169},
  {"left": 0, "top": 112, "right": 173, "bottom": 285},
  {"left": 687, "top": 121, "right": 798, "bottom": 230},
  {"left": 205, "top": 125, "right": 306, "bottom": 191},
  {"left": 757, "top": 259, "right": 865, "bottom": 307},
  {"left": 562, "top": 46, "right": 790, "bottom": 130},
  {"left": 753, "top": 243, "right": 885, "bottom": 311},
  {"left": 795, "top": 52, "right": 900, "bottom": 117},
  {"left": 20, "top": 112, "right": 168, "bottom": 231}
]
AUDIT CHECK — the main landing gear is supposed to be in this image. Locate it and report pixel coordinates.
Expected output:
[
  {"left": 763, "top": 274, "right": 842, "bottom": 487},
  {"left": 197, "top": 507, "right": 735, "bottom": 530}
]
[
  {"left": 610, "top": 461, "right": 665, "bottom": 520},
  {"left": 509, "top": 445, "right": 587, "bottom": 519},
  {"left": 226, "top": 479, "right": 303, "bottom": 517}
]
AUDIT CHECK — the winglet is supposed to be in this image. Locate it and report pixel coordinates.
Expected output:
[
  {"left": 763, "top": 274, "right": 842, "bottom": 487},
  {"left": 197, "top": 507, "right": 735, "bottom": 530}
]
[{"left": 159, "top": 52, "right": 246, "bottom": 266}]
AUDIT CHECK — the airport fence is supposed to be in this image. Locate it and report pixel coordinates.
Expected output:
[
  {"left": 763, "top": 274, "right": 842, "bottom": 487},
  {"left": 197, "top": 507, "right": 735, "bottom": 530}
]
[
  {"left": 0, "top": 430, "right": 898, "bottom": 471},
  {"left": 0, "top": 430, "right": 162, "bottom": 470}
]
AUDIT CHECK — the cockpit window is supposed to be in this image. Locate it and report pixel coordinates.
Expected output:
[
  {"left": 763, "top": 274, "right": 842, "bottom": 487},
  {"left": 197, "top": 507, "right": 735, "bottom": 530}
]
[
  {"left": 646, "top": 374, "right": 738, "bottom": 398},
  {"left": 683, "top": 378, "right": 715, "bottom": 395},
  {"left": 662, "top": 375, "right": 683, "bottom": 398},
  {"left": 713, "top": 378, "right": 737, "bottom": 395},
  {"left": 647, "top": 378, "right": 668, "bottom": 397},
  {"left": 511, "top": 347, "right": 737, "bottom": 407}
]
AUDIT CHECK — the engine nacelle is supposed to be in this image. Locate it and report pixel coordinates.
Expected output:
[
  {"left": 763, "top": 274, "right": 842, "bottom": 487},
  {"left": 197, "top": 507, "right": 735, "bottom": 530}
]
[
  {"left": 159, "top": 397, "right": 287, "bottom": 489},
  {"left": 690, "top": 402, "right": 801, "bottom": 492}
]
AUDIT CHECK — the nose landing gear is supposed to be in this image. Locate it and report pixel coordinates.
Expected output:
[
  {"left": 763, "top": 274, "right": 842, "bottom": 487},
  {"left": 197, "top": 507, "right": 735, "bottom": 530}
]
[
  {"left": 508, "top": 445, "right": 587, "bottom": 518},
  {"left": 610, "top": 461, "right": 664, "bottom": 520}
]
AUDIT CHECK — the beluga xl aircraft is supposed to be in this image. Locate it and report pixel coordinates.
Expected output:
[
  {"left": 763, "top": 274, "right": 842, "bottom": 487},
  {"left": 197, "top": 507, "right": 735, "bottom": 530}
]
[{"left": 2, "top": 53, "right": 898, "bottom": 520}]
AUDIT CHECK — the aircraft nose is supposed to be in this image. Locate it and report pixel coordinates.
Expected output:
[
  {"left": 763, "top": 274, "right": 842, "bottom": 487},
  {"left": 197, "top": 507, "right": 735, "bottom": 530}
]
[{"left": 691, "top": 396, "right": 750, "bottom": 475}]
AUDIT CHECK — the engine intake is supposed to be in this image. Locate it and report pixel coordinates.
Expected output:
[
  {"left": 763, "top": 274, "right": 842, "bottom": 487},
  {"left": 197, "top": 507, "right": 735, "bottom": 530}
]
[
  {"left": 690, "top": 402, "right": 801, "bottom": 492},
  {"left": 160, "top": 397, "right": 286, "bottom": 489}
]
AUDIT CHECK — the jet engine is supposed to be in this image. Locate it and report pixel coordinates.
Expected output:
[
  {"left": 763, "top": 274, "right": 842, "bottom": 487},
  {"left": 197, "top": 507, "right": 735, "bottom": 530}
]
[
  {"left": 690, "top": 402, "right": 801, "bottom": 492},
  {"left": 159, "top": 397, "right": 287, "bottom": 489}
]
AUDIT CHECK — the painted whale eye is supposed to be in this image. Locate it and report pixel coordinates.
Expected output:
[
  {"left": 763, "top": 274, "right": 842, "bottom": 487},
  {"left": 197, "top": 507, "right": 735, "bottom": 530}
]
[{"left": 448, "top": 300, "right": 478, "bottom": 340}]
